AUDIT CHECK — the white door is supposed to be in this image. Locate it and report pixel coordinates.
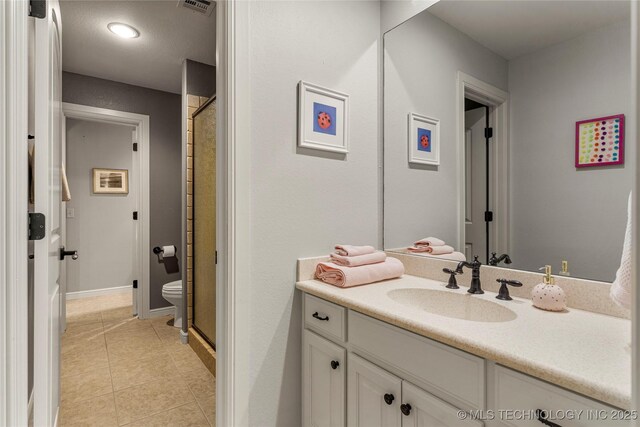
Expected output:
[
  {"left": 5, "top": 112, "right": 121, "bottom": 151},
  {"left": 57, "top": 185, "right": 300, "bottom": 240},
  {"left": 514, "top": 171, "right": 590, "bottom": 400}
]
[
  {"left": 347, "top": 353, "right": 402, "bottom": 427},
  {"left": 33, "top": 1, "right": 63, "bottom": 425},
  {"left": 303, "top": 330, "right": 346, "bottom": 427},
  {"left": 401, "top": 381, "right": 483, "bottom": 427}
]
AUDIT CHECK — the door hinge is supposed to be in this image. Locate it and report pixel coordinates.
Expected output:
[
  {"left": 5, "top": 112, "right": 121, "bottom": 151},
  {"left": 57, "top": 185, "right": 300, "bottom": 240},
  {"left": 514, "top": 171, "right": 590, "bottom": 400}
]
[
  {"left": 484, "top": 127, "right": 493, "bottom": 139},
  {"left": 484, "top": 211, "right": 494, "bottom": 222},
  {"left": 215, "top": 250, "right": 218, "bottom": 265},
  {"left": 133, "top": 280, "right": 138, "bottom": 289},
  {"left": 28, "top": 213, "right": 46, "bottom": 240},
  {"left": 133, "top": 142, "right": 138, "bottom": 152},
  {"left": 29, "top": 0, "right": 46, "bottom": 18},
  {"left": 133, "top": 211, "right": 138, "bottom": 220}
]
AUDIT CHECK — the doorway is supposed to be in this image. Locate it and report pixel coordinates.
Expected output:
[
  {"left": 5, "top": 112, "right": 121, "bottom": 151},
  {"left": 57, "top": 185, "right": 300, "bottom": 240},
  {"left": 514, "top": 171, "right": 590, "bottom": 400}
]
[
  {"left": 464, "top": 99, "right": 490, "bottom": 263},
  {"left": 65, "top": 118, "right": 137, "bottom": 305},
  {"left": 457, "top": 72, "right": 510, "bottom": 260}
]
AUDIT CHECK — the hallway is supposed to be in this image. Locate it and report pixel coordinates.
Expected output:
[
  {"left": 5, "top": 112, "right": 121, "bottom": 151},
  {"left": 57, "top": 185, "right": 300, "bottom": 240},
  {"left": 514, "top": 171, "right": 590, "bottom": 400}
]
[{"left": 59, "top": 294, "right": 215, "bottom": 426}]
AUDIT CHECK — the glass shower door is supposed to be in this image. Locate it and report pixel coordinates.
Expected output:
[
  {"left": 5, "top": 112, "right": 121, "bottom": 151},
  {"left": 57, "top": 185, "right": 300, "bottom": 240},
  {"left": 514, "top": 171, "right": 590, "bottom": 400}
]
[{"left": 192, "top": 98, "right": 216, "bottom": 347}]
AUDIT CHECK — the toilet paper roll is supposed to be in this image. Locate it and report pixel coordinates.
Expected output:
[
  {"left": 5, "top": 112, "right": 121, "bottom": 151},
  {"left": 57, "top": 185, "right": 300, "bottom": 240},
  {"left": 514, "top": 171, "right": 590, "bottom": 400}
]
[{"left": 162, "top": 245, "right": 176, "bottom": 258}]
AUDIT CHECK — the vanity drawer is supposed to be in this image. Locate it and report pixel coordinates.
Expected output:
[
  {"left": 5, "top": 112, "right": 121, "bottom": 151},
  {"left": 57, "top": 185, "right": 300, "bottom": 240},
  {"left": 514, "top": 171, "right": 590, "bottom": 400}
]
[
  {"left": 490, "top": 365, "right": 630, "bottom": 426},
  {"left": 304, "top": 294, "right": 346, "bottom": 342},
  {"left": 348, "top": 311, "right": 485, "bottom": 411}
]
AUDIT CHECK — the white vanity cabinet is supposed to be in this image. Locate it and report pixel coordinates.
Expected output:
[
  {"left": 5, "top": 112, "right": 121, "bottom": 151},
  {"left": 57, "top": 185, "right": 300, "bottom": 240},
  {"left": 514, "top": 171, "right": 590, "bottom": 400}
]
[
  {"left": 348, "top": 353, "right": 482, "bottom": 427},
  {"left": 301, "top": 292, "right": 630, "bottom": 427},
  {"left": 302, "top": 329, "right": 346, "bottom": 427}
]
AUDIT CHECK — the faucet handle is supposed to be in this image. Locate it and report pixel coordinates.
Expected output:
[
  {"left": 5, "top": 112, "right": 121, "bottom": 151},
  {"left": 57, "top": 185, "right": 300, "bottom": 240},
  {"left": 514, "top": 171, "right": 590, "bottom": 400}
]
[
  {"left": 442, "top": 268, "right": 460, "bottom": 289},
  {"left": 495, "top": 278, "right": 523, "bottom": 301}
]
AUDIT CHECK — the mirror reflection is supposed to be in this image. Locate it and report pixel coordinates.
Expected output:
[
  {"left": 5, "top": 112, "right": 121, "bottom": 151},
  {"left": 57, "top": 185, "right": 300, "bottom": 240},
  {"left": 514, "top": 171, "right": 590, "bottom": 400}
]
[{"left": 383, "top": 0, "right": 632, "bottom": 282}]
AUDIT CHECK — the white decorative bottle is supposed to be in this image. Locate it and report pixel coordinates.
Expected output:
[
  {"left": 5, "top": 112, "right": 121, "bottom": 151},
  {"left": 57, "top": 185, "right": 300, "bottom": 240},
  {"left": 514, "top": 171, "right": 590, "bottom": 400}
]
[{"left": 531, "top": 265, "right": 567, "bottom": 312}]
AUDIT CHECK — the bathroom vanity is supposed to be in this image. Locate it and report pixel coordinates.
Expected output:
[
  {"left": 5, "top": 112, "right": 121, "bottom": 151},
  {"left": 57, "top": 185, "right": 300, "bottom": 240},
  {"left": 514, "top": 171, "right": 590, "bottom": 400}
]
[{"left": 297, "top": 260, "right": 631, "bottom": 427}]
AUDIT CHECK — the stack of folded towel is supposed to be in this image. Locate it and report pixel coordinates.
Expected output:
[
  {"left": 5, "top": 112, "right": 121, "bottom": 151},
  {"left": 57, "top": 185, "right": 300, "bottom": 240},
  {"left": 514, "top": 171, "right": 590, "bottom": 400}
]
[
  {"left": 407, "top": 237, "right": 466, "bottom": 262},
  {"left": 315, "top": 245, "right": 405, "bottom": 288}
]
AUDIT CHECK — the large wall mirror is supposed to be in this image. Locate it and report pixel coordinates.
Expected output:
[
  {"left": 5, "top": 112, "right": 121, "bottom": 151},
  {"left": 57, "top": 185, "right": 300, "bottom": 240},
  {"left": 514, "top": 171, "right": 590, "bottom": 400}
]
[{"left": 383, "top": 0, "right": 633, "bottom": 282}]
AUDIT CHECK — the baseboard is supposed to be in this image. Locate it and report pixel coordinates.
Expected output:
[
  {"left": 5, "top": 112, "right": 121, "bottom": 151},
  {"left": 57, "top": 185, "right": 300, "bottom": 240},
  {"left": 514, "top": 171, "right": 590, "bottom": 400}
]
[
  {"left": 66, "top": 285, "right": 131, "bottom": 300},
  {"left": 148, "top": 306, "right": 175, "bottom": 318}
]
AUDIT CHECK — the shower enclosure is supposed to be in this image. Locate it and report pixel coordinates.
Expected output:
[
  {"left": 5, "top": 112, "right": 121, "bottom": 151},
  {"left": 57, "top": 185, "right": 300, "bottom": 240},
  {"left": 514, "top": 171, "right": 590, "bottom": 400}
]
[{"left": 192, "top": 97, "right": 216, "bottom": 347}]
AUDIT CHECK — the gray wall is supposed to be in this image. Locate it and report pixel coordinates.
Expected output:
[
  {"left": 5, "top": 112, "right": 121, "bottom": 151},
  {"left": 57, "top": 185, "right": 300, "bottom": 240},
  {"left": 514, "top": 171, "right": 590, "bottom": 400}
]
[
  {"left": 247, "top": 1, "right": 380, "bottom": 425},
  {"left": 66, "top": 119, "right": 136, "bottom": 293},
  {"left": 384, "top": 10, "right": 508, "bottom": 250},
  {"left": 62, "top": 72, "right": 182, "bottom": 309},
  {"left": 508, "top": 20, "right": 632, "bottom": 281},
  {"left": 186, "top": 59, "right": 215, "bottom": 98}
]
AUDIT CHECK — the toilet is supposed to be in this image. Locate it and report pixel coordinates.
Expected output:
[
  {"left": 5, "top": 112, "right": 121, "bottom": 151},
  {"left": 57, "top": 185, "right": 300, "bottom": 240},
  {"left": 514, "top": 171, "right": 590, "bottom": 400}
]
[{"left": 161, "top": 280, "right": 183, "bottom": 328}]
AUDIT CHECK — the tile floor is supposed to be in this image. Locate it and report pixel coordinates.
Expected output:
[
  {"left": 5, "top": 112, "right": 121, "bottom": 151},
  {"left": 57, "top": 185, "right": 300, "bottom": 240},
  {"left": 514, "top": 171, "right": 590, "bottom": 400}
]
[{"left": 59, "top": 293, "right": 215, "bottom": 426}]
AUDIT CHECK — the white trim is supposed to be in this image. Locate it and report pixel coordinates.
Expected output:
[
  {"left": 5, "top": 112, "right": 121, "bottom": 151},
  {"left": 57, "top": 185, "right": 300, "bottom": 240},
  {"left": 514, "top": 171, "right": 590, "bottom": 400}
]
[
  {"left": 1, "top": 1, "right": 29, "bottom": 425},
  {"left": 66, "top": 286, "right": 131, "bottom": 300},
  {"left": 28, "top": 390, "right": 34, "bottom": 424},
  {"left": 180, "top": 60, "right": 189, "bottom": 335},
  {"left": 62, "top": 102, "right": 151, "bottom": 319},
  {"left": 456, "top": 71, "right": 509, "bottom": 257},
  {"left": 631, "top": 1, "right": 639, "bottom": 420},
  {"left": 217, "top": 1, "right": 251, "bottom": 426},
  {"left": 148, "top": 306, "right": 175, "bottom": 318}
]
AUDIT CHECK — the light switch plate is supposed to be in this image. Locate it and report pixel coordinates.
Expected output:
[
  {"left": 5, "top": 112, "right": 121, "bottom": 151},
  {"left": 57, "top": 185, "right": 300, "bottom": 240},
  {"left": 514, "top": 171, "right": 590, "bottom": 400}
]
[{"left": 66, "top": 208, "right": 75, "bottom": 218}]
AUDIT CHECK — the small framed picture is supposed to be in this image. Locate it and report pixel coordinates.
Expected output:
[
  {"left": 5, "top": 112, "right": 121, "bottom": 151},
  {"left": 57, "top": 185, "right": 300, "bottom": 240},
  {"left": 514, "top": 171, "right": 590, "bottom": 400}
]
[
  {"left": 575, "top": 114, "right": 624, "bottom": 168},
  {"left": 298, "top": 81, "right": 349, "bottom": 153},
  {"left": 92, "top": 168, "right": 129, "bottom": 194},
  {"left": 408, "top": 113, "right": 440, "bottom": 166}
]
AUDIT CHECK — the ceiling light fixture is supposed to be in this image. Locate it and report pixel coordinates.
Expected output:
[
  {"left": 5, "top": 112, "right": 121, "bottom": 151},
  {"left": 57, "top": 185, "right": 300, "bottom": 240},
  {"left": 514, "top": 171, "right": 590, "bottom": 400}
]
[{"left": 107, "top": 22, "right": 140, "bottom": 39}]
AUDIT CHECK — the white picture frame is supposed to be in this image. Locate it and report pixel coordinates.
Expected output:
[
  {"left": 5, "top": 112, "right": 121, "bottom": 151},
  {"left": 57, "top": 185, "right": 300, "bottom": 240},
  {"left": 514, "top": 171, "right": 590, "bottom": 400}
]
[
  {"left": 298, "top": 81, "right": 349, "bottom": 154},
  {"left": 408, "top": 112, "right": 440, "bottom": 165}
]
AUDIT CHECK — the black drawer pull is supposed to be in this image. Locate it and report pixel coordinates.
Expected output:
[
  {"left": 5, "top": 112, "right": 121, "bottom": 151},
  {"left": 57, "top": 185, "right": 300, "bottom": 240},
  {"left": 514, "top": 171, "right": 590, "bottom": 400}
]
[
  {"left": 312, "top": 312, "right": 329, "bottom": 321},
  {"left": 383, "top": 393, "right": 395, "bottom": 405},
  {"left": 400, "top": 403, "right": 412, "bottom": 416},
  {"left": 330, "top": 360, "right": 339, "bottom": 370},
  {"left": 536, "top": 409, "right": 562, "bottom": 427}
]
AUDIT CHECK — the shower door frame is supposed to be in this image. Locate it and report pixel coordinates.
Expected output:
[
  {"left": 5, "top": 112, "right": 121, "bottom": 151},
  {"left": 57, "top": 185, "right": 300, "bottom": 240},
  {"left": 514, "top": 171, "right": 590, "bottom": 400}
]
[{"left": 191, "top": 95, "right": 217, "bottom": 349}]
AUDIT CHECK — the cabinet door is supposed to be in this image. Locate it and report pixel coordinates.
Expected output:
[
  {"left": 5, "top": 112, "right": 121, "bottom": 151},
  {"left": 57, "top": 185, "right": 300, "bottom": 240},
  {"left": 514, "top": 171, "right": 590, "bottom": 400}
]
[
  {"left": 401, "top": 381, "right": 483, "bottom": 427},
  {"left": 303, "top": 330, "right": 346, "bottom": 427},
  {"left": 348, "top": 353, "right": 402, "bottom": 427}
]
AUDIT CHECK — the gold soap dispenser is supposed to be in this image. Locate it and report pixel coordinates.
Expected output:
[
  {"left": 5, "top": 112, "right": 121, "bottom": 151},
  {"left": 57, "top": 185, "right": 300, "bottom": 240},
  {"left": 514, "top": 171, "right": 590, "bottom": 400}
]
[
  {"left": 558, "top": 260, "right": 571, "bottom": 277},
  {"left": 531, "top": 265, "right": 567, "bottom": 312}
]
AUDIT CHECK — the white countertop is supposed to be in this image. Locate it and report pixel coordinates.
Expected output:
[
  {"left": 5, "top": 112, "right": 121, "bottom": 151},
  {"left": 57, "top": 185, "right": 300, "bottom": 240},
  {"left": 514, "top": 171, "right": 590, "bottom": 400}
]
[{"left": 296, "top": 274, "right": 631, "bottom": 409}]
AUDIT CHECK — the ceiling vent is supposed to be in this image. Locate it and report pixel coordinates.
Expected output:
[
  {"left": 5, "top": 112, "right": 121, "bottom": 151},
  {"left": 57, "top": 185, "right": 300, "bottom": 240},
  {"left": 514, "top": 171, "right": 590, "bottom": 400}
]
[{"left": 177, "top": 0, "right": 215, "bottom": 17}]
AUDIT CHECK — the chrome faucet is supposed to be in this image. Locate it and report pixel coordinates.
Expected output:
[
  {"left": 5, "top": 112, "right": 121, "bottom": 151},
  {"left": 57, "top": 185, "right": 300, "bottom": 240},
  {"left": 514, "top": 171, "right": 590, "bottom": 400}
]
[{"left": 456, "top": 256, "right": 483, "bottom": 294}]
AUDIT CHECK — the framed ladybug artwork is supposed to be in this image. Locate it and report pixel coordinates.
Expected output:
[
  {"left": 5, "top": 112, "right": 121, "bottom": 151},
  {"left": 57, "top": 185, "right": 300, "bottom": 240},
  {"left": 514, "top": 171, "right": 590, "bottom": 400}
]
[
  {"left": 298, "top": 81, "right": 349, "bottom": 154},
  {"left": 408, "top": 112, "right": 440, "bottom": 166}
]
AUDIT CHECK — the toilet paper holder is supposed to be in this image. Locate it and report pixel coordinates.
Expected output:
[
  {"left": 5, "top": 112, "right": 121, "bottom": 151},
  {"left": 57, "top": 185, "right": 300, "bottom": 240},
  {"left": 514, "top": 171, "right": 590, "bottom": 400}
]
[{"left": 153, "top": 245, "right": 180, "bottom": 274}]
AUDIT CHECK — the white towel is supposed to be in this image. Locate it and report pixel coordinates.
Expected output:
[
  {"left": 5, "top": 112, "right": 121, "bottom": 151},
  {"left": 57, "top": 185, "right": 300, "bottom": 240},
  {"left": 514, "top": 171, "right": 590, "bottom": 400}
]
[{"left": 610, "top": 192, "right": 633, "bottom": 309}]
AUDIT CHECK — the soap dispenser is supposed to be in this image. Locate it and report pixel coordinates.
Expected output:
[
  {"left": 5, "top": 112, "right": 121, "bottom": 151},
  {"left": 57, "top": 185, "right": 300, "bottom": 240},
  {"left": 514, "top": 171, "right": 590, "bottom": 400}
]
[
  {"left": 558, "top": 260, "right": 571, "bottom": 277},
  {"left": 531, "top": 265, "right": 567, "bottom": 312}
]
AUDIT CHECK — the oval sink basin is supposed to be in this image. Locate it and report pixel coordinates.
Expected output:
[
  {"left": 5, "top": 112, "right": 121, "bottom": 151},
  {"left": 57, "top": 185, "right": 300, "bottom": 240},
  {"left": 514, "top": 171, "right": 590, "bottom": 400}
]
[{"left": 387, "top": 288, "right": 517, "bottom": 322}]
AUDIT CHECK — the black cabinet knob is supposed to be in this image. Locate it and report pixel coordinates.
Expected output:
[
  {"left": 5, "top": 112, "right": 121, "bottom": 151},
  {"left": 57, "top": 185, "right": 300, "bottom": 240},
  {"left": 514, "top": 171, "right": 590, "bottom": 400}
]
[
  {"left": 536, "top": 409, "right": 562, "bottom": 427},
  {"left": 312, "top": 312, "right": 329, "bottom": 321},
  {"left": 383, "top": 393, "right": 394, "bottom": 405},
  {"left": 330, "top": 360, "right": 339, "bottom": 370},
  {"left": 400, "top": 403, "right": 412, "bottom": 416}
]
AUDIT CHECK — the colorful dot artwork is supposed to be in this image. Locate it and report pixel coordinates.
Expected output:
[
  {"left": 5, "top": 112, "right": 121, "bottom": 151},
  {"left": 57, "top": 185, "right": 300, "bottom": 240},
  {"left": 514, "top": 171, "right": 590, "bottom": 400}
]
[{"left": 575, "top": 114, "right": 624, "bottom": 168}]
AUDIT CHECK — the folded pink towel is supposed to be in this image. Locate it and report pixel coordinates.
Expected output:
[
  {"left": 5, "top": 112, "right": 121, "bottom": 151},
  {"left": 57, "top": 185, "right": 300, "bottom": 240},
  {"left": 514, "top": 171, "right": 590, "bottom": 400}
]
[
  {"left": 334, "top": 244, "right": 376, "bottom": 257},
  {"left": 315, "top": 258, "right": 405, "bottom": 288},
  {"left": 413, "top": 237, "right": 446, "bottom": 247},
  {"left": 330, "top": 251, "right": 386, "bottom": 267},
  {"left": 408, "top": 244, "right": 454, "bottom": 255}
]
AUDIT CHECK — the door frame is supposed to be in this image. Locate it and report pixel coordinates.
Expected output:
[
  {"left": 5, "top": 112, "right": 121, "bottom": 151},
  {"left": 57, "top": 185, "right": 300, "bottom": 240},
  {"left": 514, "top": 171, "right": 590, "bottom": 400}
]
[
  {"left": 62, "top": 102, "right": 151, "bottom": 319},
  {"left": 1, "top": 0, "right": 29, "bottom": 425},
  {"left": 456, "top": 71, "right": 509, "bottom": 257},
  {"left": 216, "top": 1, "right": 252, "bottom": 426}
]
